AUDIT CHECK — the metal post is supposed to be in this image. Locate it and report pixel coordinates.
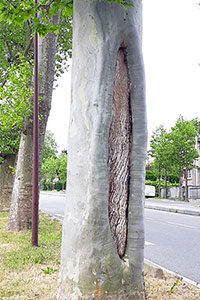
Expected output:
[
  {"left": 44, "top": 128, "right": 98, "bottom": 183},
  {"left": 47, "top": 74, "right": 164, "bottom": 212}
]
[{"left": 32, "top": 0, "right": 39, "bottom": 246}]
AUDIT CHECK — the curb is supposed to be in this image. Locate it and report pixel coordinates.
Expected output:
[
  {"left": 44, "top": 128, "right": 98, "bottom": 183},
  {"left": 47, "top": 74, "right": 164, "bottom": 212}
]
[
  {"left": 40, "top": 191, "right": 66, "bottom": 197},
  {"left": 41, "top": 210, "right": 200, "bottom": 290},
  {"left": 144, "top": 258, "right": 200, "bottom": 289},
  {"left": 145, "top": 205, "right": 200, "bottom": 217},
  {"left": 40, "top": 210, "right": 64, "bottom": 223}
]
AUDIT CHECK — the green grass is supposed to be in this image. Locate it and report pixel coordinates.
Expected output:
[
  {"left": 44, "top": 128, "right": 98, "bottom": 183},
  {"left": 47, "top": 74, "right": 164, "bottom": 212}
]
[
  {"left": 0, "top": 212, "right": 62, "bottom": 299},
  {"left": 0, "top": 212, "right": 61, "bottom": 271}
]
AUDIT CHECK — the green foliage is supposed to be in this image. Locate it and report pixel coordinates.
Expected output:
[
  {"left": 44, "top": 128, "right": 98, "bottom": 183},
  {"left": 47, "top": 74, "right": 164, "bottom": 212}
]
[
  {"left": 57, "top": 153, "right": 67, "bottom": 182},
  {"left": 41, "top": 153, "right": 67, "bottom": 189},
  {"left": 42, "top": 130, "right": 58, "bottom": 161},
  {"left": 148, "top": 117, "right": 199, "bottom": 192},
  {"left": 0, "top": 0, "right": 72, "bottom": 158},
  {"left": 0, "top": 57, "right": 33, "bottom": 156},
  {"left": 8, "top": 165, "right": 16, "bottom": 175},
  {"left": 170, "top": 279, "right": 179, "bottom": 294},
  {"left": 106, "top": 0, "right": 134, "bottom": 9},
  {"left": 0, "top": 0, "right": 73, "bottom": 35},
  {"left": 41, "top": 155, "right": 58, "bottom": 182},
  {"left": 41, "top": 266, "right": 58, "bottom": 274},
  {"left": 169, "top": 116, "right": 199, "bottom": 172},
  {"left": 55, "top": 14, "right": 72, "bottom": 79},
  {"left": 41, "top": 131, "right": 67, "bottom": 189},
  {"left": 146, "top": 170, "right": 157, "bottom": 181}
]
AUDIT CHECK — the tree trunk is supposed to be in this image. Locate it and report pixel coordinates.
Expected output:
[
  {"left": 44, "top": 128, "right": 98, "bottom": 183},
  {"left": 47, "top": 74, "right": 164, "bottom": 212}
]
[
  {"left": 57, "top": 1, "right": 147, "bottom": 299},
  {"left": 7, "top": 12, "right": 60, "bottom": 231},
  {"left": 178, "top": 168, "right": 183, "bottom": 200},
  {"left": 0, "top": 154, "right": 16, "bottom": 212},
  {"left": 165, "top": 167, "right": 168, "bottom": 199},
  {"left": 185, "top": 169, "right": 188, "bottom": 202},
  {"left": 158, "top": 165, "right": 161, "bottom": 198}
]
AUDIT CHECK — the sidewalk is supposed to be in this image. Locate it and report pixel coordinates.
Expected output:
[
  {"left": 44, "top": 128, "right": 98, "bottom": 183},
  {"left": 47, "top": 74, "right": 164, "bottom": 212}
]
[
  {"left": 40, "top": 190, "right": 66, "bottom": 197},
  {"left": 145, "top": 198, "right": 200, "bottom": 216}
]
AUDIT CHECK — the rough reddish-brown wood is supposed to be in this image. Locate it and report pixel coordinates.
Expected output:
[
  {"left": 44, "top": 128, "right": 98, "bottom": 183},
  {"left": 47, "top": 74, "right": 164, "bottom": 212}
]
[{"left": 108, "top": 45, "right": 132, "bottom": 259}]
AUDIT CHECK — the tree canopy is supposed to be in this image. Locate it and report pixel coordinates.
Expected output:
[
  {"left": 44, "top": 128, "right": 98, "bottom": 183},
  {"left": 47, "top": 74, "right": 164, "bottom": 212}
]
[
  {"left": 0, "top": 57, "right": 33, "bottom": 161},
  {"left": 0, "top": 0, "right": 72, "bottom": 162},
  {"left": 148, "top": 117, "right": 199, "bottom": 194}
]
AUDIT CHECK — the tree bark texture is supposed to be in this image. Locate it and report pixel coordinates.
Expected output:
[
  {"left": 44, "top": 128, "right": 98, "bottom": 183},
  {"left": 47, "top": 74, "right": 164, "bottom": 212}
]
[
  {"left": 108, "top": 46, "right": 132, "bottom": 259},
  {"left": 0, "top": 154, "right": 16, "bottom": 212},
  {"left": 158, "top": 165, "right": 161, "bottom": 198},
  {"left": 165, "top": 168, "right": 168, "bottom": 199},
  {"left": 7, "top": 12, "right": 60, "bottom": 231},
  {"left": 57, "top": 1, "right": 147, "bottom": 299},
  {"left": 179, "top": 168, "right": 183, "bottom": 200},
  {"left": 185, "top": 169, "right": 188, "bottom": 202}
]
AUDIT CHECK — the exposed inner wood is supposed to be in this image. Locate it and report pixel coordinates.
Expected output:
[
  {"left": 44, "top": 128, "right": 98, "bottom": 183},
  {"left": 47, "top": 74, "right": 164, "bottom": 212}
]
[{"left": 108, "top": 45, "right": 132, "bottom": 259}]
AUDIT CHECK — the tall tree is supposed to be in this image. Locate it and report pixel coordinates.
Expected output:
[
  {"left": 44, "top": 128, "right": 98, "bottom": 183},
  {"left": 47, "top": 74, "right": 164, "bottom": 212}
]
[
  {"left": 0, "top": 1, "right": 72, "bottom": 223},
  {"left": 149, "top": 126, "right": 172, "bottom": 198},
  {"left": 0, "top": 58, "right": 33, "bottom": 211},
  {"left": 170, "top": 116, "right": 199, "bottom": 201},
  {"left": 7, "top": 12, "right": 61, "bottom": 231},
  {"left": 57, "top": 0, "right": 147, "bottom": 299},
  {"left": 0, "top": 0, "right": 72, "bottom": 230},
  {"left": 42, "top": 130, "right": 58, "bottom": 161}
]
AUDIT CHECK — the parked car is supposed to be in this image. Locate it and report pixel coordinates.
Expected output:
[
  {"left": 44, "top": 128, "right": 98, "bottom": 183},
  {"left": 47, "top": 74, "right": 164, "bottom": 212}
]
[{"left": 145, "top": 185, "right": 155, "bottom": 197}]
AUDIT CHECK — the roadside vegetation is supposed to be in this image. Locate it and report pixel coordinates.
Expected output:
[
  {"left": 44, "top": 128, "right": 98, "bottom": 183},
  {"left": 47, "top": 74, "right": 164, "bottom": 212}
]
[
  {"left": 40, "top": 130, "right": 67, "bottom": 191},
  {"left": 0, "top": 211, "right": 199, "bottom": 300},
  {"left": 146, "top": 116, "right": 200, "bottom": 200},
  {"left": 0, "top": 212, "right": 61, "bottom": 300}
]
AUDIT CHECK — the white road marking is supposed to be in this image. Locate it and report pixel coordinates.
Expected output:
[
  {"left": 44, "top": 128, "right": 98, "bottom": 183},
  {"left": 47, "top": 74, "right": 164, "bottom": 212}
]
[
  {"left": 167, "top": 221, "right": 198, "bottom": 229},
  {"left": 54, "top": 214, "right": 64, "bottom": 219},
  {"left": 145, "top": 241, "right": 154, "bottom": 246},
  {"left": 146, "top": 217, "right": 199, "bottom": 230}
]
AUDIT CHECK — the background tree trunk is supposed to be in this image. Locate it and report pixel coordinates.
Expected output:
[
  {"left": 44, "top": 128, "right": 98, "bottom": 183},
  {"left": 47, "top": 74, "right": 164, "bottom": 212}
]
[
  {"left": 57, "top": 1, "right": 147, "bottom": 299},
  {"left": 165, "top": 167, "right": 168, "bottom": 198},
  {"left": 158, "top": 165, "right": 161, "bottom": 197},
  {"left": 185, "top": 169, "right": 189, "bottom": 202},
  {"left": 0, "top": 154, "right": 16, "bottom": 212},
  {"left": 7, "top": 12, "right": 60, "bottom": 231},
  {"left": 179, "top": 168, "right": 183, "bottom": 200}
]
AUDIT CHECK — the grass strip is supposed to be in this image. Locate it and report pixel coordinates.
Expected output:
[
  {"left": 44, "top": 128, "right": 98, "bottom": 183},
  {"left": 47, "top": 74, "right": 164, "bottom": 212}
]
[
  {"left": 0, "top": 212, "right": 61, "bottom": 299},
  {"left": 0, "top": 212, "right": 200, "bottom": 299}
]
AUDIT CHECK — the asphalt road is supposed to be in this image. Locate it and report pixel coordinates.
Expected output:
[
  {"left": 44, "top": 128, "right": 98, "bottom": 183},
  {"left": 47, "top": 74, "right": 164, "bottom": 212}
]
[
  {"left": 39, "top": 192, "right": 66, "bottom": 221},
  {"left": 145, "top": 209, "right": 200, "bottom": 284},
  {"left": 39, "top": 192, "right": 200, "bottom": 284}
]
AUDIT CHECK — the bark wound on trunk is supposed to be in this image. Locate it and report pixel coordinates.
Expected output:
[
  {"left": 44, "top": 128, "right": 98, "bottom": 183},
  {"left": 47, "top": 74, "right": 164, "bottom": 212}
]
[{"left": 108, "top": 45, "right": 132, "bottom": 259}]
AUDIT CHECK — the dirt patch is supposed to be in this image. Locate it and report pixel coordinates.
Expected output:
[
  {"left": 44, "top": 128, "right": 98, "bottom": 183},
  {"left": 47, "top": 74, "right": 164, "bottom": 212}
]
[
  {"left": 0, "top": 212, "right": 199, "bottom": 299},
  {"left": 145, "top": 263, "right": 200, "bottom": 299}
]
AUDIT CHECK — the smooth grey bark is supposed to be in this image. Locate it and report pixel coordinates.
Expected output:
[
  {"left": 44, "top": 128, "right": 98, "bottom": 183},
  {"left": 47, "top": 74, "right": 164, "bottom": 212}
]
[
  {"left": 58, "top": 1, "right": 147, "bottom": 299},
  {"left": 0, "top": 154, "right": 16, "bottom": 211},
  {"left": 7, "top": 12, "right": 60, "bottom": 231}
]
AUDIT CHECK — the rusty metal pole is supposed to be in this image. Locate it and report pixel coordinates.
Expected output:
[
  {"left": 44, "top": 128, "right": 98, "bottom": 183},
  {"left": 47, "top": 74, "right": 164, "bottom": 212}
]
[{"left": 32, "top": 0, "right": 39, "bottom": 246}]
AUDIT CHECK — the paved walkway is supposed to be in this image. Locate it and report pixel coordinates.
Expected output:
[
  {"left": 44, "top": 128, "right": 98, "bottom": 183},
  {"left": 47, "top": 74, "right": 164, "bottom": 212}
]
[{"left": 145, "top": 198, "right": 200, "bottom": 216}]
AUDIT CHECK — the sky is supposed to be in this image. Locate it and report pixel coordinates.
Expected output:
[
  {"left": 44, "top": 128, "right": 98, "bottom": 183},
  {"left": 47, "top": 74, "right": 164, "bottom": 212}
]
[{"left": 47, "top": 0, "right": 200, "bottom": 152}]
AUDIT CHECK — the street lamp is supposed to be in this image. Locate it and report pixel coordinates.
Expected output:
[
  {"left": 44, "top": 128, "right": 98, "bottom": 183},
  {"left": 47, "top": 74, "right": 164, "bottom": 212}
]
[{"left": 32, "top": 0, "right": 39, "bottom": 246}]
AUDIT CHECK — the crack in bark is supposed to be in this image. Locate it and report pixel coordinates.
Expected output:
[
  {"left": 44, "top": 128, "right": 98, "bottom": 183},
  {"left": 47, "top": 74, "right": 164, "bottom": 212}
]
[{"left": 108, "top": 44, "right": 132, "bottom": 259}]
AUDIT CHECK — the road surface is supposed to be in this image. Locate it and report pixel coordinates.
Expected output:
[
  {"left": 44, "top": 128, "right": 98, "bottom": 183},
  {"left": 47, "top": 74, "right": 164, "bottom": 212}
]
[
  {"left": 145, "top": 209, "right": 200, "bottom": 284},
  {"left": 39, "top": 192, "right": 200, "bottom": 284}
]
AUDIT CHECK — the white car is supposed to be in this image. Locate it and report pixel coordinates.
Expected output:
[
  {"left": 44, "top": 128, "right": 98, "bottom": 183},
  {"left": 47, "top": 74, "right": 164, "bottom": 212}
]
[{"left": 145, "top": 185, "right": 155, "bottom": 197}]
